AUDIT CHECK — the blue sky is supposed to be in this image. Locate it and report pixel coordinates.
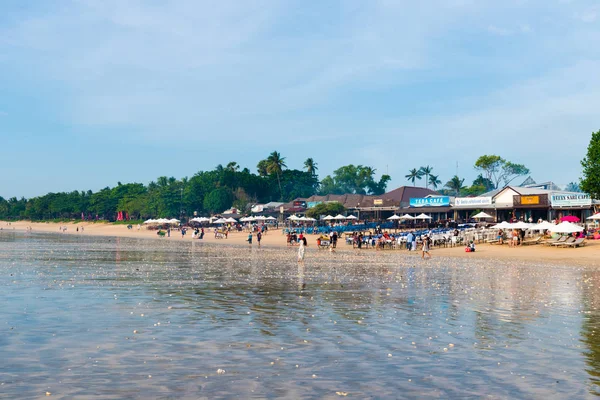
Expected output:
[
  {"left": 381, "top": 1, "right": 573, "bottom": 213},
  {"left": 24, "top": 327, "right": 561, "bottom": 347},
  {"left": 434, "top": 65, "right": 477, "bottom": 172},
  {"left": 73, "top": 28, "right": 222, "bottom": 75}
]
[{"left": 1, "top": 0, "right": 599, "bottom": 198}]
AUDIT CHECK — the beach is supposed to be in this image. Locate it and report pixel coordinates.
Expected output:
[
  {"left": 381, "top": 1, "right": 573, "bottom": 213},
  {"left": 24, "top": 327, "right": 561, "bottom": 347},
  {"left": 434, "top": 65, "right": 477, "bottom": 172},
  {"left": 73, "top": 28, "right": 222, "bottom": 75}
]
[{"left": 2, "top": 220, "right": 598, "bottom": 267}]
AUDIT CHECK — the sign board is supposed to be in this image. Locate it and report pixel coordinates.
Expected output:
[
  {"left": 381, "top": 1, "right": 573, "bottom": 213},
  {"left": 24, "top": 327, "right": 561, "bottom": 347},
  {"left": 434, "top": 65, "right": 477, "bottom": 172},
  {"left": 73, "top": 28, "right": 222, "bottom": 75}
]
[
  {"left": 373, "top": 199, "right": 383, "bottom": 205},
  {"left": 454, "top": 197, "right": 492, "bottom": 207},
  {"left": 520, "top": 195, "right": 540, "bottom": 205},
  {"left": 293, "top": 201, "right": 307, "bottom": 209},
  {"left": 551, "top": 193, "right": 592, "bottom": 208},
  {"left": 409, "top": 196, "right": 450, "bottom": 207},
  {"left": 307, "top": 201, "right": 322, "bottom": 209}
]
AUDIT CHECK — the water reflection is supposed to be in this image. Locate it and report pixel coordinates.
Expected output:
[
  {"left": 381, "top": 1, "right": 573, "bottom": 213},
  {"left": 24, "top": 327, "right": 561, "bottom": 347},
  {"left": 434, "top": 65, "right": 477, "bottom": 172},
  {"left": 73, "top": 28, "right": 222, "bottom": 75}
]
[{"left": 0, "top": 232, "right": 596, "bottom": 398}]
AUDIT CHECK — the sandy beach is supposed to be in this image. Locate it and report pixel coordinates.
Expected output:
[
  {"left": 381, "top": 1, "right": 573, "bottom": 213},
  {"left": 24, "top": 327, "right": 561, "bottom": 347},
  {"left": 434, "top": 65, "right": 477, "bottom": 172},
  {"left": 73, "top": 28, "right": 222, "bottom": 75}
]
[{"left": 1, "top": 220, "right": 598, "bottom": 267}]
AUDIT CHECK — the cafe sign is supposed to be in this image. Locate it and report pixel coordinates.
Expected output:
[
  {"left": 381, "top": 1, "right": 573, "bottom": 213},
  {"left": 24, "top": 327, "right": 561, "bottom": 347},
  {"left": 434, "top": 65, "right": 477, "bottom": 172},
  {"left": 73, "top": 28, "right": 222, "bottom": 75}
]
[
  {"left": 551, "top": 193, "right": 592, "bottom": 208},
  {"left": 373, "top": 199, "right": 383, "bottom": 205},
  {"left": 409, "top": 196, "right": 450, "bottom": 207},
  {"left": 520, "top": 195, "right": 540, "bottom": 205},
  {"left": 454, "top": 197, "right": 492, "bottom": 207}
]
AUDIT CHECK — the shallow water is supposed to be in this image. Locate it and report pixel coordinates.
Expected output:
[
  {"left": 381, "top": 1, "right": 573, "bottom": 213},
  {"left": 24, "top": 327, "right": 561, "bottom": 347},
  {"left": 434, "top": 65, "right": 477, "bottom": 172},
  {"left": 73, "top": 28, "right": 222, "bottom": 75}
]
[{"left": 1, "top": 231, "right": 599, "bottom": 399}]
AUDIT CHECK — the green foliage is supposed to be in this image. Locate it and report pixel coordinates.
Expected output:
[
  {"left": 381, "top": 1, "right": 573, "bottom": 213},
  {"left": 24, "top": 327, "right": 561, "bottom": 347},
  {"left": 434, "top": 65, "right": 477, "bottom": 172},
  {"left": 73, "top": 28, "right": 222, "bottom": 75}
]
[
  {"left": 419, "top": 165, "right": 433, "bottom": 188},
  {"left": 445, "top": 175, "right": 465, "bottom": 195},
  {"left": 428, "top": 174, "right": 442, "bottom": 190},
  {"left": 318, "top": 165, "right": 390, "bottom": 195},
  {"left": 565, "top": 182, "right": 582, "bottom": 193},
  {"left": 303, "top": 158, "right": 318, "bottom": 175},
  {"left": 581, "top": 129, "right": 600, "bottom": 199},
  {"left": 474, "top": 155, "right": 529, "bottom": 189},
  {"left": 305, "top": 202, "right": 346, "bottom": 219},
  {"left": 405, "top": 168, "right": 423, "bottom": 186},
  {"left": 461, "top": 184, "right": 487, "bottom": 197},
  {"left": 203, "top": 188, "right": 234, "bottom": 213}
]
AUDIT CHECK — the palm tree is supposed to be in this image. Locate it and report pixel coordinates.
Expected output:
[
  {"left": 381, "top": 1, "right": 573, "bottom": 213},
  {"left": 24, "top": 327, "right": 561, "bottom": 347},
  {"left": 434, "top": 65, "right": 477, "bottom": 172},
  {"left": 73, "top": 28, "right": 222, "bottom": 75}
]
[
  {"left": 405, "top": 168, "right": 423, "bottom": 186},
  {"left": 226, "top": 161, "right": 239, "bottom": 172},
  {"left": 303, "top": 158, "right": 318, "bottom": 175},
  {"left": 445, "top": 175, "right": 465, "bottom": 195},
  {"left": 429, "top": 174, "right": 442, "bottom": 190},
  {"left": 419, "top": 165, "right": 433, "bottom": 188},
  {"left": 266, "top": 151, "right": 287, "bottom": 199}
]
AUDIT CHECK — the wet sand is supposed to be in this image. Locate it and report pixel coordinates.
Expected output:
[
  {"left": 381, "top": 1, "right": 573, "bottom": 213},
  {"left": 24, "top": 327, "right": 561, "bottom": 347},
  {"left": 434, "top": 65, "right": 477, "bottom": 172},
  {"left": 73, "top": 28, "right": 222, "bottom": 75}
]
[{"left": 2, "top": 220, "right": 599, "bottom": 267}]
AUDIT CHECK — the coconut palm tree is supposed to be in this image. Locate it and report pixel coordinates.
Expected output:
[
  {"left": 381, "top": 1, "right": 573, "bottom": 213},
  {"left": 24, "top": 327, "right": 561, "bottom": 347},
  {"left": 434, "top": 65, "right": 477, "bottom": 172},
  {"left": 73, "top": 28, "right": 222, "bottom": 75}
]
[
  {"left": 405, "top": 168, "right": 423, "bottom": 186},
  {"left": 266, "top": 151, "right": 287, "bottom": 199},
  {"left": 419, "top": 165, "right": 433, "bottom": 188},
  {"left": 445, "top": 175, "right": 465, "bottom": 195},
  {"left": 303, "top": 158, "right": 318, "bottom": 175},
  {"left": 429, "top": 174, "right": 442, "bottom": 190}
]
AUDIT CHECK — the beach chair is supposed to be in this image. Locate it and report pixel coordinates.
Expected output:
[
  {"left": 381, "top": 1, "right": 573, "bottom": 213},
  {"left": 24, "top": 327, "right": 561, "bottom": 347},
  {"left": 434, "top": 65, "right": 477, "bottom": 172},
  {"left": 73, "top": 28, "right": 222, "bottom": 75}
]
[
  {"left": 521, "top": 237, "right": 542, "bottom": 246},
  {"left": 544, "top": 236, "right": 566, "bottom": 246},
  {"left": 562, "top": 238, "right": 586, "bottom": 248},
  {"left": 552, "top": 237, "right": 575, "bottom": 246}
]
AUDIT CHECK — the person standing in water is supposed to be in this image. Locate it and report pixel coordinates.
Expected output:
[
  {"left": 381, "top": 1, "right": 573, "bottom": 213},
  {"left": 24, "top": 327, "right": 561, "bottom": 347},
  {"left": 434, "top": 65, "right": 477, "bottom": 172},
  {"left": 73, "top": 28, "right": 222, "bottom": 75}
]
[
  {"left": 297, "top": 236, "right": 308, "bottom": 262},
  {"left": 422, "top": 235, "right": 432, "bottom": 259},
  {"left": 257, "top": 231, "right": 262, "bottom": 248},
  {"left": 247, "top": 232, "right": 253, "bottom": 247}
]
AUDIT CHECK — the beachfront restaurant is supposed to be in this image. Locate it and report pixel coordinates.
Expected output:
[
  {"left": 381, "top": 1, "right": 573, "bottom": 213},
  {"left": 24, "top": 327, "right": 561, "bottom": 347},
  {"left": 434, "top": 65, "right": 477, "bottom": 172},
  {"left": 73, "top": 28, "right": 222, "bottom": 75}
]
[
  {"left": 451, "top": 196, "right": 494, "bottom": 221},
  {"left": 397, "top": 195, "right": 452, "bottom": 221},
  {"left": 549, "top": 193, "right": 596, "bottom": 221}
]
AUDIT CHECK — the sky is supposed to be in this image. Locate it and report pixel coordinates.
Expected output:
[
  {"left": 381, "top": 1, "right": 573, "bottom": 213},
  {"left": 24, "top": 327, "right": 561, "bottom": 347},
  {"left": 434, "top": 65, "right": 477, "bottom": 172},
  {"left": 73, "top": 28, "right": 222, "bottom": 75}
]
[{"left": 1, "top": 0, "right": 599, "bottom": 199}]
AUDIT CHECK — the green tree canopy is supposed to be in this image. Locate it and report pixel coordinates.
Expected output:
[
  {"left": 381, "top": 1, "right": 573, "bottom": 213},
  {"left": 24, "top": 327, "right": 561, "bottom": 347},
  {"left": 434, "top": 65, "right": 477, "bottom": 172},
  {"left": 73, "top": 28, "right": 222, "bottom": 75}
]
[
  {"left": 305, "top": 202, "right": 346, "bottom": 219},
  {"left": 474, "top": 155, "right": 529, "bottom": 190},
  {"left": 203, "top": 188, "right": 234, "bottom": 214},
  {"left": 444, "top": 175, "right": 465, "bottom": 195},
  {"left": 318, "top": 165, "right": 391, "bottom": 195},
  {"left": 581, "top": 129, "right": 600, "bottom": 199}
]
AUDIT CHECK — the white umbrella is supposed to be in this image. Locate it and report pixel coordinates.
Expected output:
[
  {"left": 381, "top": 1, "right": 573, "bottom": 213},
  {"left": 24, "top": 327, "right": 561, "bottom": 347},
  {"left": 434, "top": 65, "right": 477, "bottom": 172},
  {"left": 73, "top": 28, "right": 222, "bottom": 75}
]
[
  {"left": 224, "top": 217, "right": 237, "bottom": 223},
  {"left": 346, "top": 215, "right": 358, "bottom": 220},
  {"left": 254, "top": 216, "right": 267, "bottom": 221},
  {"left": 472, "top": 212, "right": 494, "bottom": 219},
  {"left": 387, "top": 215, "right": 401, "bottom": 220},
  {"left": 550, "top": 221, "right": 584, "bottom": 233},
  {"left": 528, "top": 221, "right": 555, "bottom": 231},
  {"left": 156, "top": 218, "right": 170, "bottom": 224},
  {"left": 287, "top": 215, "right": 300, "bottom": 221},
  {"left": 587, "top": 213, "right": 600, "bottom": 220},
  {"left": 266, "top": 216, "right": 277, "bottom": 220},
  {"left": 399, "top": 214, "right": 415, "bottom": 220},
  {"left": 298, "top": 216, "right": 309, "bottom": 221},
  {"left": 334, "top": 214, "right": 346, "bottom": 220},
  {"left": 168, "top": 218, "right": 180, "bottom": 224},
  {"left": 492, "top": 221, "right": 512, "bottom": 229},
  {"left": 143, "top": 219, "right": 157, "bottom": 224},
  {"left": 212, "top": 218, "right": 226, "bottom": 224},
  {"left": 415, "top": 213, "right": 432, "bottom": 220},
  {"left": 323, "top": 215, "right": 334, "bottom": 220},
  {"left": 305, "top": 217, "right": 317, "bottom": 221},
  {"left": 510, "top": 221, "right": 531, "bottom": 229}
]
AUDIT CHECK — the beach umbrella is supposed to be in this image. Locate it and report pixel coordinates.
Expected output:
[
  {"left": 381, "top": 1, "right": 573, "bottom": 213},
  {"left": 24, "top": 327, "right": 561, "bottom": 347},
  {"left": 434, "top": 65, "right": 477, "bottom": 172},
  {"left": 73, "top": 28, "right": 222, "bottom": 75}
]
[
  {"left": 334, "top": 214, "right": 347, "bottom": 220},
  {"left": 528, "top": 221, "right": 556, "bottom": 231},
  {"left": 287, "top": 215, "right": 300, "bottom": 221},
  {"left": 346, "top": 215, "right": 358, "bottom": 220},
  {"left": 212, "top": 218, "right": 226, "bottom": 224},
  {"left": 587, "top": 213, "right": 600, "bottom": 220},
  {"left": 323, "top": 215, "right": 334, "bottom": 220},
  {"left": 561, "top": 215, "right": 580, "bottom": 223},
  {"left": 387, "top": 215, "right": 401, "bottom": 220},
  {"left": 254, "top": 216, "right": 267, "bottom": 221},
  {"left": 492, "top": 221, "right": 512, "bottom": 229},
  {"left": 415, "top": 213, "right": 432, "bottom": 220},
  {"left": 399, "top": 214, "right": 415, "bottom": 220},
  {"left": 550, "top": 221, "right": 583, "bottom": 233},
  {"left": 224, "top": 217, "right": 237, "bottom": 223},
  {"left": 156, "top": 218, "right": 170, "bottom": 224},
  {"left": 168, "top": 218, "right": 180, "bottom": 224},
  {"left": 510, "top": 221, "right": 531, "bottom": 229},
  {"left": 143, "top": 219, "right": 157, "bottom": 224},
  {"left": 472, "top": 211, "right": 494, "bottom": 219},
  {"left": 266, "top": 216, "right": 277, "bottom": 220}
]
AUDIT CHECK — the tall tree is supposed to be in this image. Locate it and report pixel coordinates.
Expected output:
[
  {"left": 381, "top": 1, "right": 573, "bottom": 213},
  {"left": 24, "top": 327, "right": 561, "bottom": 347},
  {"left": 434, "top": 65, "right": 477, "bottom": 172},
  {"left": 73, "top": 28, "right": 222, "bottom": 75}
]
[
  {"left": 419, "top": 165, "right": 433, "bottom": 188},
  {"left": 318, "top": 165, "right": 390, "bottom": 195},
  {"left": 474, "top": 155, "right": 529, "bottom": 189},
  {"left": 303, "top": 158, "right": 318, "bottom": 175},
  {"left": 405, "top": 168, "right": 423, "bottom": 186},
  {"left": 565, "top": 182, "right": 582, "bottom": 193},
  {"left": 581, "top": 129, "right": 600, "bottom": 199},
  {"left": 266, "top": 151, "right": 287, "bottom": 199},
  {"left": 445, "top": 175, "right": 465, "bottom": 195},
  {"left": 429, "top": 174, "right": 442, "bottom": 190}
]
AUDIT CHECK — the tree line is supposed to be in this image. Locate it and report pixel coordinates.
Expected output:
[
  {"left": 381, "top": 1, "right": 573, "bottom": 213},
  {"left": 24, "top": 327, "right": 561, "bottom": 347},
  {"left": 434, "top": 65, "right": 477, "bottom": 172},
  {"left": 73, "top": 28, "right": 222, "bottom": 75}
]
[{"left": 0, "top": 152, "right": 391, "bottom": 221}]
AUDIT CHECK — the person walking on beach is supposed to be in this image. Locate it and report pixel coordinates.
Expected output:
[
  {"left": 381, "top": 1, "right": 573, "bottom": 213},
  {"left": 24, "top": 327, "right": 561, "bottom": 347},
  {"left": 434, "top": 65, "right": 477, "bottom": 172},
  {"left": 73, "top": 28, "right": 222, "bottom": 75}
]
[
  {"left": 257, "top": 231, "right": 262, "bottom": 248},
  {"left": 247, "top": 232, "right": 253, "bottom": 246},
  {"left": 298, "top": 236, "right": 308, "bottom": 262},
  {"left": 422, "top": 235, "right": 432, "bottom": 259},
  {"left": 200, "top": 227, "right": 205, "bottom": 239},
  {"left": 412, "top": 233, "right": 417, "bottom": 252},
  {"left": 167, "top": 228, "right": 171, "bottom": 238},
  {"left": 331, "top": 231, "right": 338, "bottom": 249},
  {"left": 406, "top": 232, "right": 414, "bottom": 250}
]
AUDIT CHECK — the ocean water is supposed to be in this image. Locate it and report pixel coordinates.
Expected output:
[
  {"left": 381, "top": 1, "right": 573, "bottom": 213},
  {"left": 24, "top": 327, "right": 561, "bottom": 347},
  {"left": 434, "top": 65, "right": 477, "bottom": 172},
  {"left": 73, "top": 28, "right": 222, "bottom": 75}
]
[{"left": 1, "top": 231, "right": 599, "bottom": 399}]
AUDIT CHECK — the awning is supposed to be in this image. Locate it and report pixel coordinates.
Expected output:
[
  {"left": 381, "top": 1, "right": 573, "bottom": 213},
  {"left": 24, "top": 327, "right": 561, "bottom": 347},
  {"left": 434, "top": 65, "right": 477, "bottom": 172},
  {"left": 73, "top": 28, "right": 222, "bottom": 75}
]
[{"left": 398, "top": 207, "right": 452, "bottom": 214}]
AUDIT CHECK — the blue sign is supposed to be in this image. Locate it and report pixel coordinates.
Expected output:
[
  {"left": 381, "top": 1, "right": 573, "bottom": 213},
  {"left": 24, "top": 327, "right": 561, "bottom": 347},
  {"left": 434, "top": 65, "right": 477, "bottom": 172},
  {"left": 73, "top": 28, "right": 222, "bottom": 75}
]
[{"left": 409, "top": 196, "right": 450, "bottom": 207}]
